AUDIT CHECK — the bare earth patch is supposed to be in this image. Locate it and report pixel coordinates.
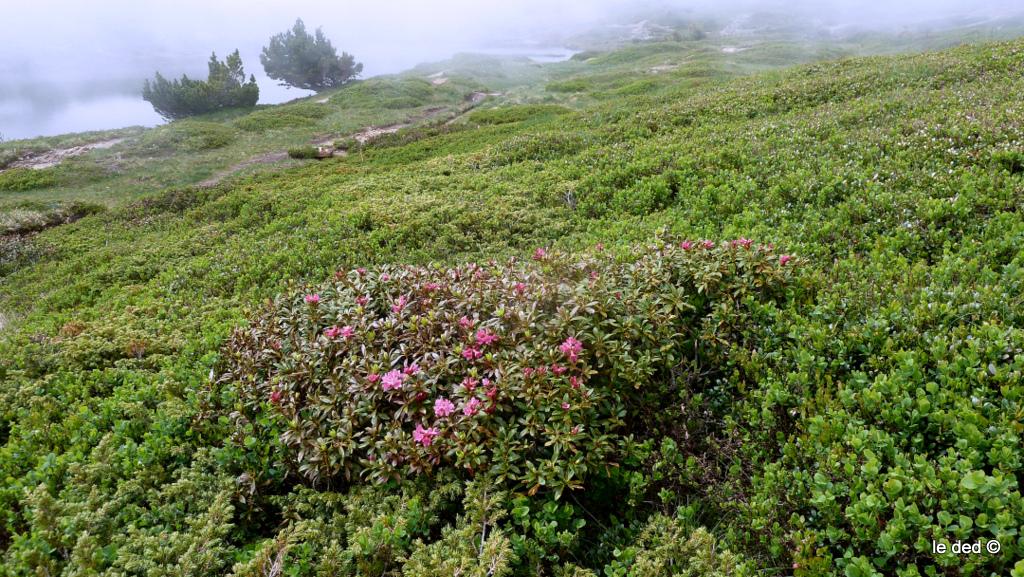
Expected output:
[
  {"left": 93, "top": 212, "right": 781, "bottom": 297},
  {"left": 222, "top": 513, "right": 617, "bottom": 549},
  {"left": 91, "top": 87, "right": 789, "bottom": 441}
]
[{"left": 5, "top": 137, "right": 126, "bottom": 171}]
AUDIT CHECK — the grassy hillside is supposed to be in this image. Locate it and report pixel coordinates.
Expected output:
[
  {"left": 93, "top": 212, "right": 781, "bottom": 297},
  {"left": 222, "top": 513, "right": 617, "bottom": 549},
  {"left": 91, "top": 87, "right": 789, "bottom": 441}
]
[{"left": 1, "top": 31, "right": 1024, "bottom": 577}]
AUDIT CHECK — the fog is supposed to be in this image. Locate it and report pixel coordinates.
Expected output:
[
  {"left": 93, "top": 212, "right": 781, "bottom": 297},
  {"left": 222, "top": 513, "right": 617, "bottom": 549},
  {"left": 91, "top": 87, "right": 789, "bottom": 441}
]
[{"left": 1, "top": 0, "right": 1021, "bottom": 140}]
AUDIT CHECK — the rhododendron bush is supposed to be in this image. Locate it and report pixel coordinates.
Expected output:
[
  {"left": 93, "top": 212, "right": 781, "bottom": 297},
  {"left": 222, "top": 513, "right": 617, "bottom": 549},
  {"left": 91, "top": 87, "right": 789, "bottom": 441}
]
[{"left": 218, "top": 238, "right": 797, "bottom": 495}]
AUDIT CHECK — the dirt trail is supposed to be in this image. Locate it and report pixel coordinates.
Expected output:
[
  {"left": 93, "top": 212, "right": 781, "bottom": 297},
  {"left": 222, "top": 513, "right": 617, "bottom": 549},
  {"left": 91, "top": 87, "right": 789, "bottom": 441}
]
[
  {"left": 5, "top": 137, "right": 126, "bottom": 171},
  {"left": 198, "top": 93, "right": 500, "bottom": 188},
  {"left": 197, "top": 151, "right": 290, "bottom": 188}
]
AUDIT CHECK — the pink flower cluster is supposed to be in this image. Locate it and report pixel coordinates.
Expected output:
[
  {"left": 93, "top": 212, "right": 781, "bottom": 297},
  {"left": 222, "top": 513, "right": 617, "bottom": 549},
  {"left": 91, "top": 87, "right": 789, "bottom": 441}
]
[
  {"left": 559, "top": 336, "right": 583, "bottom": 363},
  {"left": 475, "top": 328, "right": 499, "bottom": 346},
  {"left": 324, "top": 325, "right": 355, "bottom": 340},
  {"left": 413, "top": 424, "right": 440, "bottom": 446},
  {"left": 381, "top": 370, "right": 406, "bottom": 391},
  {"left": 462, "top": 397, "right": 482, "bottom": 416},
  {"left": 304, "top": 293, "right": 320, "bottom": 304},
  {"left": 391, "top": 295, "right": 408, "bottom": 313},
  {"left": 434, "top": 397, "right": 455, "bottom": 417}
]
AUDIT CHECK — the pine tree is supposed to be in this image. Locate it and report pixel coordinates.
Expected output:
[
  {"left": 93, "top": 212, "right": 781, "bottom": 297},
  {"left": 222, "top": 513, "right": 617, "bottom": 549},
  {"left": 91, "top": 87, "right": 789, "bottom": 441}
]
[
  {"left": 142, "top": 50, "right": 259, "bottom": 120},
  {"left": 260, "top": 19, "right": 363, "bottom": 92}
]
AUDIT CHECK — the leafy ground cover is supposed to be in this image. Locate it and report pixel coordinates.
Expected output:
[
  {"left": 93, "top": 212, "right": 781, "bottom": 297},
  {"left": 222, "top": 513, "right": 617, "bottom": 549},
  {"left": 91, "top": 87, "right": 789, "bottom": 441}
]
[{"left": 1, "top": 23, "right": 1024, "bottom": 577}]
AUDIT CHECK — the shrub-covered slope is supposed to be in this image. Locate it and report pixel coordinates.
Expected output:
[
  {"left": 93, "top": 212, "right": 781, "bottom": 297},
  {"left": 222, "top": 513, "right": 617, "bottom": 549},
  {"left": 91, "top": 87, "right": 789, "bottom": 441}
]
[{"left": 1, "top": 39, "right": 1024, "bottom": 575}]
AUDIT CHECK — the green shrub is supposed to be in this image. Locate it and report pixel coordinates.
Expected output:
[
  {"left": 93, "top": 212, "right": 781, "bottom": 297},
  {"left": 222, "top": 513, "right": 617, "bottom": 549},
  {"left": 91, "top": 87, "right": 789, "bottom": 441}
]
[
  {"left": 218, "top": 238, "right": 797, "bottom": 495},
  {"left": 604, "top": 517, "right": 751, "bottom": 577},
  {"left": 0, "top": 201, "right": 104, "bottom": 235},
  {"left": 468, "top": 104, "right": 573, "bottom": 125},
  {"left": 334, "top": 137, "right": 362, "bottom": 151},
  {"left": 134, "top": 120, "right": 237, "bottom": 153},
  {"left": 0, "top": 167, "right": 59, "bottom": 192},
  {"left": 546, "top": 79, "right": 591, "bottom": 93},
  {"left": 287, "top": 146, "right": 321, "bottom": 159},
  {"left": 570, "top": 50, "right": 603, "bottom": 62},
  {"left": 992, "top": 149, "right": 1024, "bottom": 174},
  {"left": 234, "top": 103, "right": 331, "bottom": 132},
  {"left": 332, "top": 78, "right": 437, "bottom": 109},
  {"left": 485, "top": 132, "right": 590, "bottom": 167}
]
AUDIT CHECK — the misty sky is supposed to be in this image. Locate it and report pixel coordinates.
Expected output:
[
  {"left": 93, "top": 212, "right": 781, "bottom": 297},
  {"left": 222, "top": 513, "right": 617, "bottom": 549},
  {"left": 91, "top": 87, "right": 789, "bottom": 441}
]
[{"left": 1, "top": 0, "right": 1021, "bottom": 139}]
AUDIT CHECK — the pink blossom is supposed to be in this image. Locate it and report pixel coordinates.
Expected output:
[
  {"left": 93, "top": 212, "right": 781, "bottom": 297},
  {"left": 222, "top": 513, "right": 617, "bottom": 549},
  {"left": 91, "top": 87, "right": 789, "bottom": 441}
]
[
  {"left": 551, "top": 364, "right": 567, "bottom": 375},
  {"left": 533, "top": 247, "right": 547, "bottom": 260},
  {"left": 356, "top": 268, "right": 367, "bottom": 275},
  {"left": 589, "top": 270, "right": 600, "bottom": 281},
  {"left": 403, "top": 362, "right": 421, "bottom": 375},
  {"left": 269, "top": 389, "right": 282, "bottom": 404},
  {"left": 434, "top": 397, "right": 456, "bottom": 417},
  {"left": 570, "top": 376, "right": 581, "bottom": 389},
  {"left": 485, "top": 383, "right": 498, "bottom": 399},
  {"left": 523, "top": 367, "right": 535, "bottom": 378},
  {"left": 559, "top": 337, "right": 583, "bottom": 363},
  {"left": 462, "top": 346, "right": 483, "bottom": 361},
  {"left": 702, "top": 240, "right": 715, "bottom": 249},
  {"left": 381, "top": 273, "right": 391, "bottom": 281},
  {"left": 595, "top": 242, "right": 605, "bottom": 251},
  {"left": 475, "top": 328, "right": 499, "bottom": 346},
  {"left": 413, "top": 424, "right": 440, "bottom": 446},
  {"left": 536, "top": 366, "right": 547, "bottom": 376},
  {"left": 367, "top": 373, "right": 381, "bottom": 384},
  {"left": 459, "top": 316, "right": 475, "bottom": 329},
  {"left": 561, "top": 402, "right": 571, "bottom": 410},
  {"left": 514, "top": 282, "right": 527, "bottom": 296},
  {"left": 424, "top": 282, "right": 441, "bottom": 292},
  {"left": 463, "top": 398, "right": 482, "bottom": 416},
  {"left": 391, "top": 295, "right": 408, "bottom": 313},
  {"left": 381, "top": 370, "right": 406, "bottom": 391},
  {"left": 356, "top": 295, "right": 369, "bottom": 306},
  {"left": 340, "top": 326, "right": 355, "bottom": 339},
  {"left": 779, "top": 254, "right": 793, "bottom": 266},
  {"left": 680, "top": 240, "right": 694, "bottom": 250},
  {"left": 324, "top": 326, "right": 343, "bottom": 339},
  {"left": 733, "top": 238, "right": 754, "bottom": 249},
  {"left": 462, "top": 376, "right": 479, "bottom": 392},
  {"left": 304, "top": 293, "right": 320, "bottom": 304}
]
